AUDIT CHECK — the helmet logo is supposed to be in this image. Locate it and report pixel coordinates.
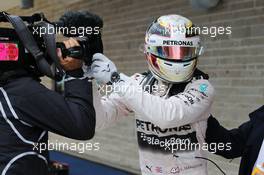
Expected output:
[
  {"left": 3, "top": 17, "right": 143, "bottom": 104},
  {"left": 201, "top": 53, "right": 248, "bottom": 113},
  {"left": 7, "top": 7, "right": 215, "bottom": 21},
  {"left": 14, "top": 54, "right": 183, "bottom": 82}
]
[
  {"left": 163, "top": 40, "right": 193, "bottom": 46},
  {"left": 199, "top": 84, "right": 208, "bottom": 93}
]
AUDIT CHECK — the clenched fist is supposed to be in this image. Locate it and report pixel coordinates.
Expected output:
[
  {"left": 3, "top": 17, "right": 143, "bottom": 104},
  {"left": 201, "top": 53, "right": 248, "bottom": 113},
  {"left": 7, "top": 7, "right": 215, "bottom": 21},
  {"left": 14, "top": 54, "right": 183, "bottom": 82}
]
[{"left": 91, "top": 53, "right": 117, "bottom": 84}]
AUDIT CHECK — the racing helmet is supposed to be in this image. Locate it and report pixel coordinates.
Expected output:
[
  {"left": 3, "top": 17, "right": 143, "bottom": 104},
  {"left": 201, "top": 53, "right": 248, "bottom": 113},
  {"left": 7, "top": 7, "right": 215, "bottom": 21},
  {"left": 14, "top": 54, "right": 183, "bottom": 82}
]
[{"left": 145, "top": 14, "right": 203, "bottom": 83}]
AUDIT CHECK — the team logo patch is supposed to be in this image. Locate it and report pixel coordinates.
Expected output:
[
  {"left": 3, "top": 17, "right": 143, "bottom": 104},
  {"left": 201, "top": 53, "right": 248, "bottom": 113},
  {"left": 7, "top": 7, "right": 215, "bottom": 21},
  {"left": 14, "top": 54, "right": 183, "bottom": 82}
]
[{"left": 199, "top": 84, "right": 208, "bottom": 93}]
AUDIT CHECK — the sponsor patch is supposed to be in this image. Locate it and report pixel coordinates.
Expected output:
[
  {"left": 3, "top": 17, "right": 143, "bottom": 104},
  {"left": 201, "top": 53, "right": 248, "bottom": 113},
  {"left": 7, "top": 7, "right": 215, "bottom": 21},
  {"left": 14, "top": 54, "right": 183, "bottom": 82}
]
[
  {"left": 199, "top": 84, "right": 208, "bottom": 93},
  {"left": 163, "top": 40, "right": 193, "bottom": 46}
]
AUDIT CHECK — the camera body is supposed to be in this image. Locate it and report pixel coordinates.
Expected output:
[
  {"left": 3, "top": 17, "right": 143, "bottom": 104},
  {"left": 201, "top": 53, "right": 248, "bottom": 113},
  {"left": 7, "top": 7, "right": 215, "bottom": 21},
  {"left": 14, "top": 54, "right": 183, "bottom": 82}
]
[
  {"left": 55, "top": 11, "right": 104, "bottom": 66},
  {"left": 56, "top": 35, "right": 103, "bottom": 66},
  {"left": 0, "top": 11, "right": 103, "bottom": 80},
  {"left": 0, "top": 26, "right": 43, "bottom": 78}
]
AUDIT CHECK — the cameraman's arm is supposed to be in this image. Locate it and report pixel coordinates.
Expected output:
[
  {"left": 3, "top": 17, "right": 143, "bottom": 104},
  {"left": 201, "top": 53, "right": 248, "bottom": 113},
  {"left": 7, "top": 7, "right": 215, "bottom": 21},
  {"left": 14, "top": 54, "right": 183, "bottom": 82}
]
[
  {"left": 15, "top": 38, "right": 95, "bottom": 140},
  {"left": 15, "top": 78, "right": 95, "bottom": 140}
]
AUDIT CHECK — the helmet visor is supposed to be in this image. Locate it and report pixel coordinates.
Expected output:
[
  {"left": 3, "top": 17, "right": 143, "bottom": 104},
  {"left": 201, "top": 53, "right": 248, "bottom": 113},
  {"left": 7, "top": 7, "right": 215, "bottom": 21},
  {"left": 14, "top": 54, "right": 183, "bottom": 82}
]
[{"left": 147, "top": 45, "right": 201, "bottom": 61}]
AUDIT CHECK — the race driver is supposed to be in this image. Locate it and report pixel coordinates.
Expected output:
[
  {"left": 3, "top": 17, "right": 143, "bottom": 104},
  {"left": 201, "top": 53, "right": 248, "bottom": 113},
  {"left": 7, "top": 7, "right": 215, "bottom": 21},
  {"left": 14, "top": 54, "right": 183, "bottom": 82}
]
[{"left": 91, "top": 15, "right": 215, "bottom": 175}]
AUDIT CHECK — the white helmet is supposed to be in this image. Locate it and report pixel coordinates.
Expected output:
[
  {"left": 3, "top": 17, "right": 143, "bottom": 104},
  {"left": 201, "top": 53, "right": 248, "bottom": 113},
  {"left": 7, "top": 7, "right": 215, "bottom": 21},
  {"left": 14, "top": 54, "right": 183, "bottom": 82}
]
[{"left": 145, "top": 14, "right": 203, "bottom": 83}]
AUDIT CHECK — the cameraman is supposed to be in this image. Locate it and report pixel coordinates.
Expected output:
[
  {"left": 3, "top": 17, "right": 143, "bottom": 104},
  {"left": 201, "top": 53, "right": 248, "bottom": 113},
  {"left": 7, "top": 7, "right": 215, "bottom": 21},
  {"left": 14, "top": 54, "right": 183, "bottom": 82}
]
[{"left": 0, "top": 38, "right": 95, "bottom": 175}]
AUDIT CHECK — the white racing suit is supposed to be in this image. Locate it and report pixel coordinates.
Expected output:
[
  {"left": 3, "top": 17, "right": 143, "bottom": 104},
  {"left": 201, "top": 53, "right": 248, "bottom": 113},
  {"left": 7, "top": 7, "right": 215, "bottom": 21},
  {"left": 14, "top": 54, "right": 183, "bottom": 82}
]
[{"left": 94, "top": 70, "right": 215, "bottom": 175}]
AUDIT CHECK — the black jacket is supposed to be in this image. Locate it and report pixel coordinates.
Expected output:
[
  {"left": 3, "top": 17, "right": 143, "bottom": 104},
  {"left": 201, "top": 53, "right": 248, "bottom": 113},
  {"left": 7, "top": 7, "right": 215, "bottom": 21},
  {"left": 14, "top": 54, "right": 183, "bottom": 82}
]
[
  {"left": 206, "top": 105, "right": 264, "bottom": 175},
  {"left": 0, "top": 71, "right": 95, "bottom": 175}
]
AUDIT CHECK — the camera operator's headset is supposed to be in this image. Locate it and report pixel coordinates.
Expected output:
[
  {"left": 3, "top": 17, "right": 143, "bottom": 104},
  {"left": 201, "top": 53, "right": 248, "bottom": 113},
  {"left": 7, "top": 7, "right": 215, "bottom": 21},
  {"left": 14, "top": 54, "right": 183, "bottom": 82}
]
[{"left": 0, "top": 11, "right": 65, "bottom": 80}]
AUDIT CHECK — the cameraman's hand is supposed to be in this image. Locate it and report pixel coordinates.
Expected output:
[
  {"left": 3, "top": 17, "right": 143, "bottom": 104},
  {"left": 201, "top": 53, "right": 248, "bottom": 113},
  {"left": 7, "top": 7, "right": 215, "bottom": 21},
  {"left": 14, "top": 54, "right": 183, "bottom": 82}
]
[
  {"left": 58, "top": 38, "right": 83, "bottom": 71},
  {"left": 91, "top": 53, "right": 117, "bottom": 84}
]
